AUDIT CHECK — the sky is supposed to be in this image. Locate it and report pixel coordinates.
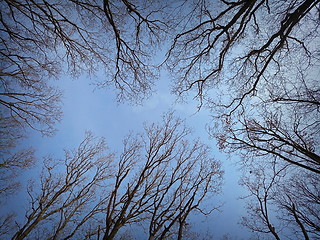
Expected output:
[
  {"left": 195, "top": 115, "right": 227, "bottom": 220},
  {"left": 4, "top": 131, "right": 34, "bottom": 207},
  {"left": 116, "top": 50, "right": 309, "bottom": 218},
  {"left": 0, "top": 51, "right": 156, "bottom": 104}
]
[
  {"left": 1, "top": 1, "right": 318, "bottom": 239},
  {"left": 15, "top": 70, "right": 253, "bottom": 239},
  {"left": 0, "top": 0, "right": 317, "bottom": 240}
]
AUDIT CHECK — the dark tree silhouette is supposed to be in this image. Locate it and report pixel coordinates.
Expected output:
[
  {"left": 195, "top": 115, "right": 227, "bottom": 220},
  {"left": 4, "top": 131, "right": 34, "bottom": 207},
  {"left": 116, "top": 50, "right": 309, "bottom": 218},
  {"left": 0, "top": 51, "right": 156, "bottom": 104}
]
[
  {"left": 166, "top": 0, "right": 319, "bottom": 110},
  {"left": 0, "top": 0, "right": 171, "bottom": 206},
  {"left": 2, "top": 115, "right": 223, "bottom": 240},
  {"left": 1, "top": 1, "right": 319, "bottom": 239},
  {"left": 166, "top": 0, "right": 320, "bottom": 171},
  {"left": 102, "top": 113, "right": 223, "bottom": 240},
  {"left": 164, "top": 1, "right": 319, "bottom": 238},
  {"left": 241, "top": 161, "right": 319, "bottom": 239},
  {"left": 0, "top": 0, "right": 172, "bottom": 140},
  {"left": 213, "top": 93, "right": 319, "bottom": 173},
  {"left": 0, "top": 115, "right": 35, "bottom": 199},
  {"left": 0, "top": 0, "right": 169, "bottom": 103},
  {"left": 8, "top": 132, "right": 113, "bottom": 240}
]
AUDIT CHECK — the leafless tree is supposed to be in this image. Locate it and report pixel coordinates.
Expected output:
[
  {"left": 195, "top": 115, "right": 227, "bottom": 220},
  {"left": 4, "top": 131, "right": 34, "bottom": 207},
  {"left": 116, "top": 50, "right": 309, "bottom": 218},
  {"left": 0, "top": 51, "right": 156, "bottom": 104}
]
[
  {"left": 213, "top": 77, "right": 319, "bottom": 235},
  {"left": 1, "top": 115, "right": 223, "bottom": 240},
  {"left": 166, "top": 0, "right": 319, "bottom": 109},
  {"left": 0, "top": 148, "right": 34, "bottom": 198},
  {"left": 7, "top": 132, "right": 114, "bottom": 240},
  {"left": 0, "top": 0, "right": 171, "bottom": 213},
  {"left": 102, "top": 113, "right": 223, "bottom": 240},
  {"left": 0, "top": 1, "right": 175, "bottom": 171},
  {"left": 0, "top": 0, "right": 170, "bottom": 111},
  {"left": 0, "top": 114, "right": 35, "bottom": 200},
  {"left": 165, "top": 0, "right": 320, "bottom": 169},
  {"left": 213, "top": 94, "right": 319, "bottom": 174},
  {"left": 240, "top": 162, "right": 286, "bottom": 240},
  {"left": 240, "top": 161, "right": 320, "bottom": 239},
  {"left": 3, "top": 2, "right": 319, "bottom": 238},
  {"left": 2, "top": 0, "right": 319, "bottom": 136},
  {"left": 274, "top": 171, "right": 320, "bottom": 239},
  {"left": 182, "top": 2, "right": 320, "bottom": 235}
]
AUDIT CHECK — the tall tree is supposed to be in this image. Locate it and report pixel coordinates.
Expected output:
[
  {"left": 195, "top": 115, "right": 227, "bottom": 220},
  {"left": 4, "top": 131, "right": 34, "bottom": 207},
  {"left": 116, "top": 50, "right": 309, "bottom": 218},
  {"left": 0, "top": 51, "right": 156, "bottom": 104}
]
[
  {"left": 166, "top": 0, "right": 319, "bottom": 111},
  {"left": 0, "top": 0, "right": 169, "bottom": 113},
  {"left": 165, "top": 0, "right": 319, "bottom": 171},
  {"left": 7, "top": 132, "right": 113, "bottom": 240},
  {"left": 3, "top": 114, "right": 223, "bottom": 239},
  {"left": 240, "top": 161, "right": 320, "bottom": 239},
  {"left": 102, "top": 113, "right": 223, "bottom": 240},
  {"left": 2, "top": 1, "right": 319, "bottom": 238},
  {"left": 0, "top": 0, "right": 171, "bottom": 201},
  {"left": 213, "top": 88, "right": 320, "bottom": 174},
  {"left": 0, "top": 115, "right": 35, "bottom": 199},
  {"left": 164, "top": 1, "right": 319, "bottom": 238}
]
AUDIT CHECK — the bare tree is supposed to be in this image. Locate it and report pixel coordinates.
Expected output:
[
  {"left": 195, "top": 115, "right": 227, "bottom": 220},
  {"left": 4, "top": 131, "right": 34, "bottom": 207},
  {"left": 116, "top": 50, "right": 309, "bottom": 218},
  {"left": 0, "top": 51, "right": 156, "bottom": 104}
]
[
  {"left": 240, "top": 162, "right": 286, "bottom": 240},
  {"left": 0, "top": 0, "right": 171, "bottom": 212},
  {"left": 166, "top": 0, "right": 319, "bottom": 109},
  {"left": 274, "top": 171, "right": 320, "bottom": 239},
  {"left": 213, "top": 96, "right": 319, "bottom": 174},
  {"left": 0, "top": 148, "right": 34, "bottom": 198},
  {"left": 214, "top": 76, "right": 320, "bottom": 235},
  {"left": 0, "top": 114, "right": 35, "bottom": 200},
  {"left": 0, "top": 0, "right": 170, "bottom": 110},
  {"left": 101, "top": 0, "right": 171, "bottom": 101},
  {"left": 102, "top": 113, "right": 223, "bottom": 240},
  {"left": 240, "top": 161, "right": 320, "bottom": 239},
  {"left": 164, "top": 0, "right": 320, "bottom": 168},
  {"left": 1, "top": 115, "right": 223, "bottom": 240},
  {"left": 2, "top": 0, "right": 319, "bottom": 138},
  {"left": 8, "top": 132, "right": 114, "bottom": 240},
  {"left": 0, "top": 1, "right": 174, "bottom": 173},
  {"left": 177, "top": 2, "right": 320, "bottom": 236}
]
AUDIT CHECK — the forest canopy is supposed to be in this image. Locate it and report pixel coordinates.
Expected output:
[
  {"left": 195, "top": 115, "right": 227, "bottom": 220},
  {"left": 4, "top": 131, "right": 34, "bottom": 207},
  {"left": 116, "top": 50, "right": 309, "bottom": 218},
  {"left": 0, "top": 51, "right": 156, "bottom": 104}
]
[{"left": 0, "top": 0, "right": 319, "bottom": 239}]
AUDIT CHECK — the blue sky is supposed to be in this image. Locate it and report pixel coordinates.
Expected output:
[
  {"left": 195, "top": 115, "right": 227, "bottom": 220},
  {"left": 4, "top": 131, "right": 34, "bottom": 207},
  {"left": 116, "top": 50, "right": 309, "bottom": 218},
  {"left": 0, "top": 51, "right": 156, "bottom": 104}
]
[
  {"left": 1, "top": 1, "right": 317, "bottom": 239},
  {"left": 17, "top": 71, "right": 252, "bottom": 239}
]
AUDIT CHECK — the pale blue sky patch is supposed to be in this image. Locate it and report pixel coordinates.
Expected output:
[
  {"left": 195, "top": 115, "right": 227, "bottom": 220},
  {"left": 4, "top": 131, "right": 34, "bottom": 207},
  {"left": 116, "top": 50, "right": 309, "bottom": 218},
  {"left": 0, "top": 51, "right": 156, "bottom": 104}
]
[{"left": 16, "top": 70, "right": 252, "bottom": 239}]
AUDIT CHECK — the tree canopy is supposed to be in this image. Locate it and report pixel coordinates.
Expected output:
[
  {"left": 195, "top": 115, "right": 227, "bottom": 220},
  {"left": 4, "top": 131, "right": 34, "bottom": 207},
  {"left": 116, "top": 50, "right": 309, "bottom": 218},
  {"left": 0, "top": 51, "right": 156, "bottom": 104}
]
[
  {"left": 2, "top": 115, "right": 223, "bottom": 240},
  {"left": 0, "top": 0, "right": 319, "bottom": 239}
]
